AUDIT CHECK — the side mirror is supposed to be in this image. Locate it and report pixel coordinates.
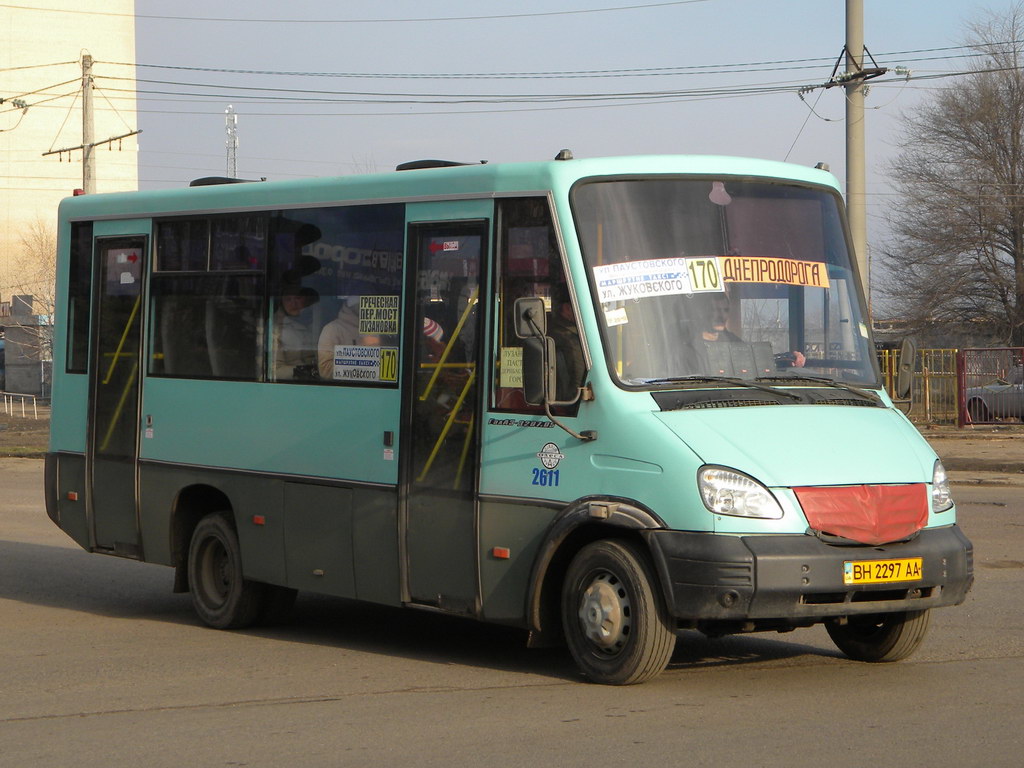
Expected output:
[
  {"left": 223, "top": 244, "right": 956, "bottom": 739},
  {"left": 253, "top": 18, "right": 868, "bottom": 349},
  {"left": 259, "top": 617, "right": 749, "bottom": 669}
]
[
  {"left": 895, "top": 337, "right": 917, "bottom": 401},
  {"left": 514, "top": 297, "right": 546, "bottom": 339},
  {"left": 522, "top": 336, "right": 557, "bottom": 406}
]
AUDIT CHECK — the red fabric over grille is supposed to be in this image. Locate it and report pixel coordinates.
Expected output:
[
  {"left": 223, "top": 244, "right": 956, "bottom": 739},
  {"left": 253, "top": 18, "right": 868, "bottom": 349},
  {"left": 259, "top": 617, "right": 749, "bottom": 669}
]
[{"left": 793, "top": 484, "right": 929, "bottom": 545}]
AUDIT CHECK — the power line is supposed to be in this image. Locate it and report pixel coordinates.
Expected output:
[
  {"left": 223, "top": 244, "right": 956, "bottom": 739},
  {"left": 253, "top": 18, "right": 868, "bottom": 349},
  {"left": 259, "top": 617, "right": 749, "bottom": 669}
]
[
  {"left": 0, "top": 60, "right": 75, "bottom": 74},
  {"left": 0, "top": 1, "right": 712, "bottom": 24},
  {"left": 94, "top": 41, "right": 1023, "bottom": 82},
  {"left": 17, "top": 59, "right": 1019, "bottom": 119},
  {"left": 97, "top": 73, "right": 812, "bottom": 101}
]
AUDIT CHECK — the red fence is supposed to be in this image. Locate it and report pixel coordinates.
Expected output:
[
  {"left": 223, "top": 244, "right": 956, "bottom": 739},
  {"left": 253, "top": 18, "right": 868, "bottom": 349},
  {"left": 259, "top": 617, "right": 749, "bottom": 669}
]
[{"left": 957, "top": 347, "right": 1024, "bottom": 426}]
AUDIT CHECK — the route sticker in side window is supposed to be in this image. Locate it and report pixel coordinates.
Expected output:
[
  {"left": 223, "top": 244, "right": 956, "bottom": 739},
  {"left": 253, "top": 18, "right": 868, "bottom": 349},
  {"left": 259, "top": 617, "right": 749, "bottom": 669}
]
[
  {"left": 333, "top": 345, "right": 399, "bottom": 382},
  {"left": 358, "top": 295, "right": 400, "bottom": 335}
]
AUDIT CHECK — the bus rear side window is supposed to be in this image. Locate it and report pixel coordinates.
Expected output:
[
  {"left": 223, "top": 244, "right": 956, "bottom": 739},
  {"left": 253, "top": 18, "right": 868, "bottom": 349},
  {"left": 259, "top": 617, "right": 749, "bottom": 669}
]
[
  {"left": 156, "top": 219, "right": 209, "bottom": 271},
  {"left": 151, "top": 274, "right": 263, "bottom": 380},
  {"left": 151, "top": 215, "right": 266, "bottom": 381},
  {"left": 66, "top": 221, "right": 93, "bottom": 374}
]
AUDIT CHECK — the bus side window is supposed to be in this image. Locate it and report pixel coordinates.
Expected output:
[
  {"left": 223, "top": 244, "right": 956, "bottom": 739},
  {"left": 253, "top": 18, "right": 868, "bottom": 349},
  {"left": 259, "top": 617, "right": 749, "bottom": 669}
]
[
  {"left": 155, "top": 288, "right": 211, "bottom": 377},
  {"left": 66, "top": 221, "right": 94, "bottom": 374},
  {"left": 204, "top": 273, "right": 263, "bottom": 380},
  {"left": 150, "top": 216, "right": 266, "bottom": 381},
  {"left": 494, "top": 198, "right": 585, "bottom": 412},
  {"left": 267, "top": 204, "right": 404, "bottom": 386}
]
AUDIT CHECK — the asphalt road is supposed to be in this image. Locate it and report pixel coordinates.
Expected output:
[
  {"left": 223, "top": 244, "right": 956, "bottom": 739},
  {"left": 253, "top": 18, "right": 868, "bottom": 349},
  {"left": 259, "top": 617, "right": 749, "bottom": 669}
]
[{"left": 1, "top": 458, "right": 1022, "bottom": 767}]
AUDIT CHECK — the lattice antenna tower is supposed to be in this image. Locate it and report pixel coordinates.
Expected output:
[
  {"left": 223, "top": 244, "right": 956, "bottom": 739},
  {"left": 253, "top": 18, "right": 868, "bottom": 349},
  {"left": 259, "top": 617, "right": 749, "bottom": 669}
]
[{"left": 225, "top": 105, "right": 238, "bottom": 177}]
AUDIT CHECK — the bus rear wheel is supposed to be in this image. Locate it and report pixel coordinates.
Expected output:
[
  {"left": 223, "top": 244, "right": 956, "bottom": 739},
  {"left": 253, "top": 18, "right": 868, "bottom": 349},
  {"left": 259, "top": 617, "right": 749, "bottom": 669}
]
[
  {"left": 561, "top": 539, "right": 675, "bottom": 685},
  {"left": 188, "top": 512, "right": 266, "bottom": 629},
  {"left": 825, "top": 609, "right": 931, "bottom": 662}
]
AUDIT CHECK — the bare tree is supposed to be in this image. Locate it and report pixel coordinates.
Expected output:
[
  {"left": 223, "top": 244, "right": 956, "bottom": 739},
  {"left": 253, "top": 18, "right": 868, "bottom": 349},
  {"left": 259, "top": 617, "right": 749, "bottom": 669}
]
[
  {"left": 881, "top": 4, "right": 1024, "bottom": 346},
  {"left": 5, "top": 217, "right": 57, "bottom": 363}
]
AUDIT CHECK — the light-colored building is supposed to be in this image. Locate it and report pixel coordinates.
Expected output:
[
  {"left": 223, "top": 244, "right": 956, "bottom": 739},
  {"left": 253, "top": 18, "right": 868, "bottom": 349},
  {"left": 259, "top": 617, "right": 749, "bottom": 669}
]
[{"left": 0, "top": 0, "right": 137, "bottom": 394}]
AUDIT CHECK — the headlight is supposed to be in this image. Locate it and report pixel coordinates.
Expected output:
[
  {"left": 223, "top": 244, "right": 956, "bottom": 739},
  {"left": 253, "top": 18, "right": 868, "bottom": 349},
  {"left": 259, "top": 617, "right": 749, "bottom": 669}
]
[
  {"left": 698, "top": 467, "right": 784, "bottom": 519},
  {"left": 932, "top": 460, "right": 954, "bottom": 512}
]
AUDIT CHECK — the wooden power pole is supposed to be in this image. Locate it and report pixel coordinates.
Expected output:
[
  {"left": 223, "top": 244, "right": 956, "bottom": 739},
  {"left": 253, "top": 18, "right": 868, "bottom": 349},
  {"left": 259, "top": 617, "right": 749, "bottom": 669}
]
[{"left": 42, "top": 54, "right": 141, "bottom": 194}]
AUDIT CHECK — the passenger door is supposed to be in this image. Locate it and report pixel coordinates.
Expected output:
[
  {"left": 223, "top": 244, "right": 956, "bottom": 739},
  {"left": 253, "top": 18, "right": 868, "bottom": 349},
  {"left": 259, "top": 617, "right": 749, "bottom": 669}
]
[
  {"left": 403, "top": 222, "right": 486, "bottom": 612},
  {"left": 88, "top": 234, "right": 147, "bottom": 556}
]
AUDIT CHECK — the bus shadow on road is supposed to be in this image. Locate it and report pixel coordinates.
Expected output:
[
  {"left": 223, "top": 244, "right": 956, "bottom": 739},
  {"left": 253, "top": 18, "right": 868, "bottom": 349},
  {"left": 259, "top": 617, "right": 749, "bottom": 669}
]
[
  {"left": 241, "top": 594, "right": 841, "bottom": 679},
  {"left": 0, "top": 539, "right": 838, "bottom": 679},
  {"left": 667, "top": 629, "right": 838, "bottom": 670},
  {"left": 0, "top": 539, "right": 186, "bottom": 618}
]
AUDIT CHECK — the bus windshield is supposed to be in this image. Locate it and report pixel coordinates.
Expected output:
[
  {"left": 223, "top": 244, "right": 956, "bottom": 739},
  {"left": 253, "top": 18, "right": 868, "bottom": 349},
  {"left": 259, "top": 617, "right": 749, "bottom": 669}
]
[{"left": 573, "top": 177, "right": 878, "bottom": 389}]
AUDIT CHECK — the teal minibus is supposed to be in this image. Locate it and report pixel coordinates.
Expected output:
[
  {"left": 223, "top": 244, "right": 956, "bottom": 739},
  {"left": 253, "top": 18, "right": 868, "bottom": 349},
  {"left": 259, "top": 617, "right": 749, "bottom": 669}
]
[{"left": 45, "top": 153, "right": 973, "bottom": 684}]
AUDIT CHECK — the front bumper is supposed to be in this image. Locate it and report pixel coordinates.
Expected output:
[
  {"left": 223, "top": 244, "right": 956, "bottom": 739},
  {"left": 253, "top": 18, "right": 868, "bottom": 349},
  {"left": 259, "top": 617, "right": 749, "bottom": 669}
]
[{"left": 646, "top": 525, "right": 973, "bottom": 622}]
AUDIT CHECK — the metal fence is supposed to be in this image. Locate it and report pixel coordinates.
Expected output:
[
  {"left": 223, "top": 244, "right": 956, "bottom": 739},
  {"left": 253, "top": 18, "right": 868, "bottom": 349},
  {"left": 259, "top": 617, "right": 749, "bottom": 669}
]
[
  {"left": 956, "top": 347, "right": 1024, "bottom": 426},
  {"left": 878, "top": 348, "right": 959, "bottom": 424},
  {"left": 1, "top": 391, "right": 40, "bottom": 419}
]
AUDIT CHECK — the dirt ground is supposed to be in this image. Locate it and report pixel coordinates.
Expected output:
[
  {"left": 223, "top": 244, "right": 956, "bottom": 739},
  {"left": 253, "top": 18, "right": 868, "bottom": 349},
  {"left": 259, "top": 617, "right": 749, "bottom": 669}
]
[{"left": 0, "top": 409, "right": 49, "bottom": 457}]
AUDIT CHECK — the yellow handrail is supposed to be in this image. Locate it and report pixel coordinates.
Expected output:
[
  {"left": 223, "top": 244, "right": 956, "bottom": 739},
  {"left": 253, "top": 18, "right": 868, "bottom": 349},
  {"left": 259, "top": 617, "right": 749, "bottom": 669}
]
[
  {"left": 98, "top": 359, "right": 139, "bottom": 453},
  {"left": 416, "top": 365, "right": 476, "bottom": 484},
  {"left": 419, "top": 286, "right": 479, "bottom": 402},
  {"left": 101, "top": 296, "right": 141, "bottom": 386}
]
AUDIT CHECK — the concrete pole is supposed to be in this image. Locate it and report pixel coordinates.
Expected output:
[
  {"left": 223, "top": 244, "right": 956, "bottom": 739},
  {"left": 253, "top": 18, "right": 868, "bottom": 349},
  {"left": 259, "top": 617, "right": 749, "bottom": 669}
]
[
  {"left": 225, "top": 105, "right": 238, "bottom": 178},
  {"left": 82, "top": 54, "right": 95, "bottom": 194},
  {"left": 845, "top": 0, "right": 868, "bottom": 303}
]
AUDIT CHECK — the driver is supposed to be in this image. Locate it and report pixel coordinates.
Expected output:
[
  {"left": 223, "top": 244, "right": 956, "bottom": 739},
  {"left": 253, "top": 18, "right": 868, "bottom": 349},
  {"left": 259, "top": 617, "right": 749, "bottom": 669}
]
[{"left": 695, "top": 290, "right": 806, "bottom": 368}]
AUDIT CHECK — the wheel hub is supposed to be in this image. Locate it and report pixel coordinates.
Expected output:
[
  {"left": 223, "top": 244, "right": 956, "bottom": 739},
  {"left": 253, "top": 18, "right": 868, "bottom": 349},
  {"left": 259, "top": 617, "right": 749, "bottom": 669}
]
[{"left": 578, "top": 573, "right": 631, "bottom": 652}]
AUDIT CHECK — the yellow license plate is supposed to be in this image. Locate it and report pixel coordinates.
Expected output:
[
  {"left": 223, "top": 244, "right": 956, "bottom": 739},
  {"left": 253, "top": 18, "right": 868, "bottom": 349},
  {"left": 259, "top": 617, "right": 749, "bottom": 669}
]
[{"left": 843, "top": 557, "right": 923, "bottom": 585}]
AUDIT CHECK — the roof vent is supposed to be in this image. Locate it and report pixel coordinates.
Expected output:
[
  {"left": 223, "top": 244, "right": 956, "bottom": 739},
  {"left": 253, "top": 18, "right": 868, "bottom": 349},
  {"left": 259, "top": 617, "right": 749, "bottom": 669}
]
[
  {"left": 189, "top": 176, "right": 261, "bottom": 187},
  {"left": 396, "top": 159, "right": 486, "bottom": 171},
  {"left": 554, "top": 149, "right": 574, "bottom": 161},
  {"left": 814, "top": 162, "right": 830, "bottom": 172}
]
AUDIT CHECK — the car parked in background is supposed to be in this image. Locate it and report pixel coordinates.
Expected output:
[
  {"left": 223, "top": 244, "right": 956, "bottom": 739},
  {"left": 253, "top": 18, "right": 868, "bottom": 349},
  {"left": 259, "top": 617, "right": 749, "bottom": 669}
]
[{"left": 965, "top": 364, "right": 1024, "bottom": 422}]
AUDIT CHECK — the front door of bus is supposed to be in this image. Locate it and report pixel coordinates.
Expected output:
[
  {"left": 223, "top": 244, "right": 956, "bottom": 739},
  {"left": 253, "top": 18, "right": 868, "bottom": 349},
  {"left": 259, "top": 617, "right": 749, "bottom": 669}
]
[
  {"left": 88, "top": 236, "right": 146, "bottom": 557},
  {"left": 405, "top": 222, "right": 485, "bottom": 612}
]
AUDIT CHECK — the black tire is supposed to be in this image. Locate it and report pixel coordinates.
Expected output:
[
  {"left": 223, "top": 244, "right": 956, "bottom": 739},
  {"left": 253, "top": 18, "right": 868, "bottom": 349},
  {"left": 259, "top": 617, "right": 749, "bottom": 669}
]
[
  {"left": 561, "top": 539, "right": 676, "bottom": 685},
  {"left": 826, "top": 609, "right": 931, "bottom": 662},
  {"left": 188, "top": 512, "right": 266, "bottom": 629}
]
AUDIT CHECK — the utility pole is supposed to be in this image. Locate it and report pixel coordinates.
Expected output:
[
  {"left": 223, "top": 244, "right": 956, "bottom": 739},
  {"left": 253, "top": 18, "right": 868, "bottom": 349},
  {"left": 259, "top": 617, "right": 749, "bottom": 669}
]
[
  {"left": 82, "top": 54, "right": 95, "bottom": 194},
  {"left": 846, "top": 0, "right": 868, "bottom": 300},
  {"left": 225, "top": 105, "right": 238, "bottom": 178},
  {"left": 42, "top": 53, "right": 141, "bottom": 193}
]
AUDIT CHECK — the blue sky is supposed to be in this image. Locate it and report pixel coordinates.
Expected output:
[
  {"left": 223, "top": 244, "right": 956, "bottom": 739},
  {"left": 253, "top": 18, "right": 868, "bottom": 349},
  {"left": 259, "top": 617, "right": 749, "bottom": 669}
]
[{"left": 130, "top": 0, "right": 1020, "bottom": 262}]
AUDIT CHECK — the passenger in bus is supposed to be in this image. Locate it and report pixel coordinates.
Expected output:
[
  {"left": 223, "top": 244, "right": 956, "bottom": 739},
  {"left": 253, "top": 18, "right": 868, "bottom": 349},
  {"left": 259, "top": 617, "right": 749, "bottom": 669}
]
[
  {"left": 317, "top": 297, "right": 381, "bottom": 379},
  {"left": 272, "top": 285, "right": 319, "bottom": 380}
]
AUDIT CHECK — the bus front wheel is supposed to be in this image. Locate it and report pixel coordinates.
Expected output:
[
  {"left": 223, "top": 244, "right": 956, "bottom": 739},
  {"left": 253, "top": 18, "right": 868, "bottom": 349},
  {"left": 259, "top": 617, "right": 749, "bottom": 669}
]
[
  {"left": 825, "top": 609, "right": 931, "bottom": 662},
  {"left": 188, "top": 512, "right": 266, "bottom": 629},
  {"left": 561, "top": 539, "right": 675, "bottom": 685}
]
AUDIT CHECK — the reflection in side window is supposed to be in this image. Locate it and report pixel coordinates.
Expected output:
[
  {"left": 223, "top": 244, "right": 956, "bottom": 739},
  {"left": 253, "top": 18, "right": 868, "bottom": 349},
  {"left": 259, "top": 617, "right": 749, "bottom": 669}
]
[
  {"left": 268, "top": 204, "right": 404, "bottom": 386},
  {"left": 149, "top": 205, "right": 405, "bottom": 385}
]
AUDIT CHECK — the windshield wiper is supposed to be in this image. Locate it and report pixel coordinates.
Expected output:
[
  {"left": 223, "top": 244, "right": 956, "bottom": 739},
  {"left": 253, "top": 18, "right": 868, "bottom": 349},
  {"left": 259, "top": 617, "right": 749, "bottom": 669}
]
[
  {"left": 639, "top": 375, "right": 804, "bottom": 402},
  {"left": 756, "top": 374, "right": 882, "bottom": 403}
]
